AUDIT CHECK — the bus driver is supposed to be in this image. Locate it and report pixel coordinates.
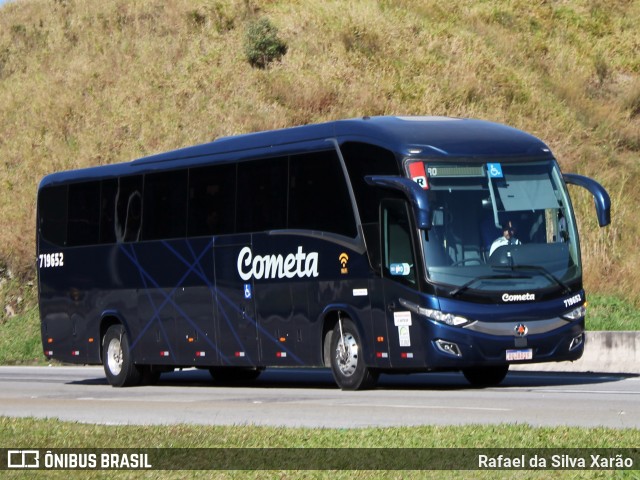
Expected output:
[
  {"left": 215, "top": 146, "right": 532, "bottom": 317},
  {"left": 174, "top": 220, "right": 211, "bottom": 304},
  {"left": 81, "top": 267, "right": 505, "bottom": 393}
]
[{"left": 490, "top": 220, "right": 521, "bottom": 256}]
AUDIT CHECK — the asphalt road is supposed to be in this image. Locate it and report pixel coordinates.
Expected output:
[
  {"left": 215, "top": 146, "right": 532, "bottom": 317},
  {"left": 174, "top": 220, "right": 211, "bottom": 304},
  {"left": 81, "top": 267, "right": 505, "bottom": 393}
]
[{"left": 0, "top": 366, "right": 638, "bottom": 429}]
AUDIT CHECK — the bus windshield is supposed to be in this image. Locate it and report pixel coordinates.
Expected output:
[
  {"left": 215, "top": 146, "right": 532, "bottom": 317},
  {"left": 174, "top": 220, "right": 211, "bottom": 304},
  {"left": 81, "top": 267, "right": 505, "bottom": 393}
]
[{"left": 419, "top": 160, "right": 581, "bottom": 294}]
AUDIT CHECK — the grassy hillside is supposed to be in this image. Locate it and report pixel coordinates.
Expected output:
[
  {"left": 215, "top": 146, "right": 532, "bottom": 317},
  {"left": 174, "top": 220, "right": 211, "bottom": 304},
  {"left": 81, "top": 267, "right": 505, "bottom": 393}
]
[{"left": 1, "top": 0, "right": 639, "bottom": 316}]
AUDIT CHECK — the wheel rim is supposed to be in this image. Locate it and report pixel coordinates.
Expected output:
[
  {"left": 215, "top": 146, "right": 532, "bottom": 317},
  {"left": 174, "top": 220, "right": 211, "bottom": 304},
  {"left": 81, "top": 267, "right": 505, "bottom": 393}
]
[
  {"left": 335, "top": 332, "right": 359, "bottom": 377},
  {"left": 106, "top": 337, "right": 123, "bottom": 376}
]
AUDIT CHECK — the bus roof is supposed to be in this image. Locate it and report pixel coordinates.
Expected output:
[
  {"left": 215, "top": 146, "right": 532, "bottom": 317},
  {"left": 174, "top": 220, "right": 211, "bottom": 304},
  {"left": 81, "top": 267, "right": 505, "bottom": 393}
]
[{"left": 39, "top": 116, "right": 553, "bottom": 187}]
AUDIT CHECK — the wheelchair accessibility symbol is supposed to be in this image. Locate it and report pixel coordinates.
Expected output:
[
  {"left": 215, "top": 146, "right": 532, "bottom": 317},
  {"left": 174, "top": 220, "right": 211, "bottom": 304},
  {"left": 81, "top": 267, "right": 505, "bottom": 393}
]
[
  {"left": 244, "top": 283, "right": 252, "bottom": 299},
  {"left": 487, "top": 163, "right": 503, "bottom": 178}
]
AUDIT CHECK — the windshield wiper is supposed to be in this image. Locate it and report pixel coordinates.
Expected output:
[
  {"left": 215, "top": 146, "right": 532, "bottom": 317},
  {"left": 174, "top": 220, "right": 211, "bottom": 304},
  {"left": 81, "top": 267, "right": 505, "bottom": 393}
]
[
  {"left": 450, "top": 274, "right": 530, "bottom": 297},
  {"left": 493, "top": 264, "right": 570, "bottom": 294}
]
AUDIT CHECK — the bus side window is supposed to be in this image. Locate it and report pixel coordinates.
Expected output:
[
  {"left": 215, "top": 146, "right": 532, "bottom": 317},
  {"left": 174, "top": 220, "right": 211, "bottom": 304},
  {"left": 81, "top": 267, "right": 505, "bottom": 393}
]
[
  {"left": 99, "top": 180, "right": 117, "bottom": 244},
  {"left": 114, "top": 176, "right": 143, "bottom": 243},
  {"left": 188, "top": 163, "right": 237, "bottom": 237},
  {"left": 288, "top": 150, "right": 356, "bottom": 237},
  {"left": 38, "top": 185, "right": 68, "bottom": 246},
  {"left": 67, "top": 181, "right": 100, "bottom": 246},
  {"left": 381, "top": 199, "right": 416, "bottom": 285},
  {"left": 340, "top": 142, "right": 399, "bottom": 270},
  {"left": 237, "top": 157, "right": 287, "bottom": 233},
  {"left": 142, "top": 170, "right": 188, "bottom": 240}
]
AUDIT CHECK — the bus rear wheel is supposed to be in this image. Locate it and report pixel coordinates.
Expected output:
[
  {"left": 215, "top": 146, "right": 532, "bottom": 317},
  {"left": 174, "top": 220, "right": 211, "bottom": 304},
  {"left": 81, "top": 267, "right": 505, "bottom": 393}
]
[
  {"left": 330, "top": 318, "right": 378, "bottom": 390},
  {"left": 462, "top": 365, "right": 509, "bottom": 387},
  {"left": 102, "top": 325, "right": 141, "bottom": 387}
]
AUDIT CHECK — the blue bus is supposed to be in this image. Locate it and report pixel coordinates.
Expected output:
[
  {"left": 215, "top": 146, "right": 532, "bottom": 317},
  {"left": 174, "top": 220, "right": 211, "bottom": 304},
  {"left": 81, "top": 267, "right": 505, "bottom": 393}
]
[{"left": 36, "top": 116, "right": 610, "bottom": 389}]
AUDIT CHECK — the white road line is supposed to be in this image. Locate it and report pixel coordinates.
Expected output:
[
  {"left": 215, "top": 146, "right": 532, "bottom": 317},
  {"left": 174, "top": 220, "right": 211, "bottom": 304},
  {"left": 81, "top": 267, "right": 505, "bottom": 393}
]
[
  {"left": 337, "top": 403, "right": 510, "bottom": 412},
  {"left": 523, "top": 389, "right": 640, "bottom": 395}
]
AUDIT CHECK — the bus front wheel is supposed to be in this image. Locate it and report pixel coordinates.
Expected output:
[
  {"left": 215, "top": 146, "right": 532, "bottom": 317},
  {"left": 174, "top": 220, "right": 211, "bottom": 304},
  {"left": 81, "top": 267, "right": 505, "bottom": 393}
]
[
  {"left": 330, "top": 318, "right": 378, "bottom": 390},
  {"left": 102, "top": 325, "right": 141, "bottom": 387},
  {"left": 462, "top": 365, "right": 509, "bottom": 387}
]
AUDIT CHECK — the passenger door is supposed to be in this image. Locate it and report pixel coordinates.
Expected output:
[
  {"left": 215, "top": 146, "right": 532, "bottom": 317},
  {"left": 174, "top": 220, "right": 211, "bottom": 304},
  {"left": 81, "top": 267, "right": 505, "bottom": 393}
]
[{"left": 380, "top": 199, "right": 425, "bottom": 367}]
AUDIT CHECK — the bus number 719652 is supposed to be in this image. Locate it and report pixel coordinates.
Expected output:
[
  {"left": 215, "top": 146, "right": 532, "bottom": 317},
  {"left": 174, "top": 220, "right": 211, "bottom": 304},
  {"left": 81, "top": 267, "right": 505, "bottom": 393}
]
[{"left": 38, "top": 252, "right": 64, "bottom": 269}]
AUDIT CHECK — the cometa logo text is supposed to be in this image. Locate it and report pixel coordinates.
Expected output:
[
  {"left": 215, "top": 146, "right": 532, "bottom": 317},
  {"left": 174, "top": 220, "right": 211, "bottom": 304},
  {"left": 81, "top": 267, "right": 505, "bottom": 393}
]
[
  {"left": 237, "top": 246, "right": 319, "bottom": 281},
  {"left": 502, "top": 292, "right": 536, "bottom": 302}
]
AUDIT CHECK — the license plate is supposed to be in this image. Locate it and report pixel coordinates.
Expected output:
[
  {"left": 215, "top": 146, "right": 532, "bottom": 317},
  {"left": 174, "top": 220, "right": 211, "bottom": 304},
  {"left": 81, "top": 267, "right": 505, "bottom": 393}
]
[{"left": 506, "top": 348, "right": 533, "bottom": 361}]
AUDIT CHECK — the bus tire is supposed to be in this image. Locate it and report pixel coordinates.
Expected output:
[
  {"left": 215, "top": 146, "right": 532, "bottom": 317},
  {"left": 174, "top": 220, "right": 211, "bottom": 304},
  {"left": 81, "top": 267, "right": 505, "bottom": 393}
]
[
  {"left": 462, "top": 365, "right": 509, "bottom": 387},
  {"left": 330, "top": 318, "right": 378, "bottom": 390},
  {"left": 102, "top": 325, "right": 141, "bottom": 387}
]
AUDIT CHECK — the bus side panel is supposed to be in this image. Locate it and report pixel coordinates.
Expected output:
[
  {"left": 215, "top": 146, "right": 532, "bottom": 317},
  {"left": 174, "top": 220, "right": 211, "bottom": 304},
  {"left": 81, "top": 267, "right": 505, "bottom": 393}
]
[
  {"left": 255, "top": 280, "right": 312, "bottom": 366},
  {"left": 171, "top": 238, "right": 219, "bottom": 367},
  {"left": 115, "top": 242, "right": 176, "bottom": 366},
  {"left": 125, "top": 238, "right": 221, "bottom": 367},
  {"left": 252, "top": 234, "right": 315, "bottom": 367},
  {"left": 97, "top": 245, "right": 141, "bottom": 364},
  {"left": 40, "top": 297, "right": 75, "bottom": 364},
  {"left": 39, "top": 253, "right": 75, "bottom": 364},
  {"left": 366, "top": 278, "right": 393, "bottom": 369},
  {"left": 213, "top": 234, "right": 260, "bottom": 366},
  {"left": 39, "top": 243, "right": 118, "bottom": 365},
  {"left": 303, "top": 239, "right": 378, "bottom": 367},
  {"left": 381, "top": 280, "right": 433, "bottom": 369}
]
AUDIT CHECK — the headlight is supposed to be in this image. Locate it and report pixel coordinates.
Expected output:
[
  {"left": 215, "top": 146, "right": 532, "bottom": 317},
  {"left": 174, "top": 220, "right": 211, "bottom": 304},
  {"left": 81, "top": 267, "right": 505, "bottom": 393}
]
[
  {"left": 398, "top": 298, "right": 473, "bottom": 327},
  {"left": 422, "top": 308, "right": 472, "bottom": 327},
  {"left": 562, "top": 305, "right": 586, "bottom": 320}
]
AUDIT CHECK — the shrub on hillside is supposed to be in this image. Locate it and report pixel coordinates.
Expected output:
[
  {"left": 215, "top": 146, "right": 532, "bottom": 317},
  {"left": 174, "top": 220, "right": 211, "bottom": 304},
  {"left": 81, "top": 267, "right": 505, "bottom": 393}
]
[{"left": 243, "top": 17, "right": 287, "bottom": 69}]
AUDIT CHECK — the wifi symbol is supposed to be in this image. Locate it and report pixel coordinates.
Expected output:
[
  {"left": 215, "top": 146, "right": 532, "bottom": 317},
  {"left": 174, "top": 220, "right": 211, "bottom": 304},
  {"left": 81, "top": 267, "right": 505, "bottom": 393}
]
[{"left": 339, "top": 253, "right": 349, "bottom": 274}]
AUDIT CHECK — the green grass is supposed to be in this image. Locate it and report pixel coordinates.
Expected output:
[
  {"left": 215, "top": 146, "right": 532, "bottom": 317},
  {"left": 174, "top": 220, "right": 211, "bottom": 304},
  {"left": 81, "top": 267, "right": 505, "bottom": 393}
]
[
  {"left": 587, "top": 294, "right": 640, "bottom": 331},
  {"left": 0, "top": 307, "right": 41, "bottom": 365},
  {"left": 0, "top": 417, "right": 638, "bottom": 479},
  {"left": 0, "top": 277, "right": 42, "bottom": 365}
]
